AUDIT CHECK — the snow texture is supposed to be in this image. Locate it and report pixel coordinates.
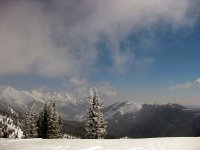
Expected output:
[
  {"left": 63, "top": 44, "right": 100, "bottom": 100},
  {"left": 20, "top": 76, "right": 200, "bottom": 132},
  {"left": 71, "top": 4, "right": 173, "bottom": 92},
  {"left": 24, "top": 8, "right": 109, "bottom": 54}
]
[{"left": 0, "top": 137, "right": 200, "bottom": 150}]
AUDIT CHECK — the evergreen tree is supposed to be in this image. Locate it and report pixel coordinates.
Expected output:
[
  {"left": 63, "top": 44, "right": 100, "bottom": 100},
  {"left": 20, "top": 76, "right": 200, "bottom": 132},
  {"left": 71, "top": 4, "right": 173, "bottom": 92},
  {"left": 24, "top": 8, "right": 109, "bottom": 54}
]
[
  {"left": 37, "top": 101, "right": 48, "bottom": 138},
  {"left": 58, "top": 113, "right": 63, "bottom": 137},
  {"left": 85, "top": 88, "right": 94, "bottom": 138},
  {"left": 38, "top": 98, "right": 63, "bottom": 139},
  {"left": 85, "top": 87, "right": 107, "bottom": 139},
  {"left": 22, "top": 104, "right": 38, "bottom": 138},
  {"left": 46, "top": 98, "right": 61, "bottom": 138}
]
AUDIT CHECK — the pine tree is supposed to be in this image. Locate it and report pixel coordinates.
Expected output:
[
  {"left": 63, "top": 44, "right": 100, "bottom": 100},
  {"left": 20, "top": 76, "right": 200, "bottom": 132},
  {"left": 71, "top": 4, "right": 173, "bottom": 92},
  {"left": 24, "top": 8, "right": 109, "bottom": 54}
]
[
  {"left": 85, "top": 87, "right": 107, "bottom": 139},
  {"left": 22, "top": 104, "right": 38, "bottom": 138}
]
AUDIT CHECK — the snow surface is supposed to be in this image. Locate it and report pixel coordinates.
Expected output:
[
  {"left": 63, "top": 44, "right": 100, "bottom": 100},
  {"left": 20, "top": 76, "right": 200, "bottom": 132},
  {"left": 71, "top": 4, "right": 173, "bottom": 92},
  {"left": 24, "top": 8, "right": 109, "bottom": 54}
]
[{"left": 0, "top": 137, "right": 200, "bottom": 150}]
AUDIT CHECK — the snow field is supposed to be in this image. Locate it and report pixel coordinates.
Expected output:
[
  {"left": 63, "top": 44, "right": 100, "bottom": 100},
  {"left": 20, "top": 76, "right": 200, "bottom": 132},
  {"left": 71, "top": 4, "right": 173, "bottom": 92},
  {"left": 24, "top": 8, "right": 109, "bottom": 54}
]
[{"left": 0, "top": 137, "right": 200, "bottom": 150}]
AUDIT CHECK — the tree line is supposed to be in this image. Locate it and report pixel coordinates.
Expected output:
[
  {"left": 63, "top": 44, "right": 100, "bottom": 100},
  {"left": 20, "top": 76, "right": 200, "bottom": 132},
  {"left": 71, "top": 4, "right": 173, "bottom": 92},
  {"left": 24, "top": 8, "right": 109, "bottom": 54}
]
[{"left": 21, "top": 87, "right": 107, "bottom": 139}]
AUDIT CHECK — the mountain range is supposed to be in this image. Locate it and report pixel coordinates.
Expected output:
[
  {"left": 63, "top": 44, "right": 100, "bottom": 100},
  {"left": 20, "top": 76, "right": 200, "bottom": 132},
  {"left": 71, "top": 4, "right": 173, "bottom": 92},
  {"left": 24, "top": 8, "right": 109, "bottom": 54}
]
[
  {"left": 0, "top": 86, "right": 200, "bottom": 138},
  {"left": 0, "top": 86, "right": 143, "bottom": 121},
  {"left": 0, "top": 86, "right": 87, "bottom": 121}
]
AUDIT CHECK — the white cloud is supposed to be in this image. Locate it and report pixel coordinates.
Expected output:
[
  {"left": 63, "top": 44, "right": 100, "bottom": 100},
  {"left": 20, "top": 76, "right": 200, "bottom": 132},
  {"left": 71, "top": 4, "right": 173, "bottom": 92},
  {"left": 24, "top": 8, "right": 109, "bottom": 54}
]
[
  {"left": 0, "top": 0, "right": 199, "bottom": 77},
  {"left": 169, "top": 82, "right": 193, "bottom": 90},
  {"left": 169, "top": 78, "right": 200, "bottom": 90}
]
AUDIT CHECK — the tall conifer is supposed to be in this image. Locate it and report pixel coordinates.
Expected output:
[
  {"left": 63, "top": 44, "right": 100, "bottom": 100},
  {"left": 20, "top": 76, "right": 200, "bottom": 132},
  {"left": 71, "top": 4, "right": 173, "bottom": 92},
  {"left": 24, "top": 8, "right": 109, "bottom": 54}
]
[{"left": 85, "top": 87, "right": 107, "bottom": 139}]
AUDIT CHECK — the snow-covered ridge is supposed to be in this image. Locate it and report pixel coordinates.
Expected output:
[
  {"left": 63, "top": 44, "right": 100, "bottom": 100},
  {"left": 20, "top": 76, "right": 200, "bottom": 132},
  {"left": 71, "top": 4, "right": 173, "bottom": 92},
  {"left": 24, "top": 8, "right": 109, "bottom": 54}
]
[
  {"left": 118, "top": 101, "right": 142, "bottom": 115},
  {"left": 104, "top": 101, "right": 142, "bottom": 119}
]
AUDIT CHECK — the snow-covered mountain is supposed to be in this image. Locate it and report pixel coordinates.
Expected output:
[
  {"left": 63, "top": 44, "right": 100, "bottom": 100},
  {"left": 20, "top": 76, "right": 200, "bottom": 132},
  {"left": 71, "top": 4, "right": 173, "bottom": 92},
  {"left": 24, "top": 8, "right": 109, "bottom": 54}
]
[
  {"left": 104, "top": 101, "right": 142, "bottom": 119},
  {"left": 104, "top": 101, "right": 143, "bottom": 138},
  {"left": 0, "top": 86, "right": 87, "bottom": 121}
]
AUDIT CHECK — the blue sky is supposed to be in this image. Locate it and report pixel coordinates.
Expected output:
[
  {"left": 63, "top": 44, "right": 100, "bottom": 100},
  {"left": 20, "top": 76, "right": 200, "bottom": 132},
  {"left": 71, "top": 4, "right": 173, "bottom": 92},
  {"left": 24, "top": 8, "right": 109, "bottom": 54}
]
[{"left": 0, "top": 0, "right": 200, "bottom": 105}]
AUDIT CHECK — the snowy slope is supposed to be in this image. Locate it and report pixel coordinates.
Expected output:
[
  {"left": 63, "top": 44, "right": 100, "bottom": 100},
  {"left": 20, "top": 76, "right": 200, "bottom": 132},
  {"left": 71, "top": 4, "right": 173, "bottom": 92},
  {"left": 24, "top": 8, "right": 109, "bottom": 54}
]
[
  {"left": 0, "top": 115, "right": 23, "bottom": 138},
  {"left": 0, "top": 137, "right": 200, "bottom": 150}
]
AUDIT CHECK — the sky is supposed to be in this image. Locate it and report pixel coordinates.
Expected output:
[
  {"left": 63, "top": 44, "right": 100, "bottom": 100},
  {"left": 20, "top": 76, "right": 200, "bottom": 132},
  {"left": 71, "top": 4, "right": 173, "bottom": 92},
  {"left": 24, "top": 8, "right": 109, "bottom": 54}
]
[{"left": 0, "top": 0, "right": 200, "bottom": 105}]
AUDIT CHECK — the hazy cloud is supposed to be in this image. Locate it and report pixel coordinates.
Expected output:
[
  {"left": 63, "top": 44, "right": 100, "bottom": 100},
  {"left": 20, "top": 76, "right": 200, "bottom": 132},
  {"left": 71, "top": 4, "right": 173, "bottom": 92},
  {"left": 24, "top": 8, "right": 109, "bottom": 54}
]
[
  {"left": 62, "top": 77, "right": 117, "bottom": 100},
  {"left": 169, "top": 82, "right": 193, "bottom": 90},
  {"left": 0, "top": 0, "right": 199, "bottom": 77},
  {"left": 194, "top": 78, "right": 200, "bottom": 87},
  {"left": 169, "top": 78, "right": 200, "bottom": 90},
  {"left": 96, "top": 81, "right": 118, "bottom": 97}
]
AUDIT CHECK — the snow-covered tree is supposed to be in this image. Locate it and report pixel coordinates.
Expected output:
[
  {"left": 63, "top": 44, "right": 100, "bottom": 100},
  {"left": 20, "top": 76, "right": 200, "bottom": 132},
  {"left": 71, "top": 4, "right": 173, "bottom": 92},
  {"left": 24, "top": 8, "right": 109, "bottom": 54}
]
[
  {"left": 38, "top": 98, "right": 63, "bottom": 139},
  {"left": 46, "top": 97, "right": 62, "bottom": 138},
  {"left": 85, "top": 87, "right": 107, "bottom": 139},
  {"left": 0, "top": 117, "right": 20, "bottom": 138},
  {"left": 58, "top": 113, "right": 63, "bottom": 135},
  {"left": 37, "top": 101, "right": 48, "bottom": 138},
  {"left": 21, "top": 104, "right": 38, "bottom": 138}
]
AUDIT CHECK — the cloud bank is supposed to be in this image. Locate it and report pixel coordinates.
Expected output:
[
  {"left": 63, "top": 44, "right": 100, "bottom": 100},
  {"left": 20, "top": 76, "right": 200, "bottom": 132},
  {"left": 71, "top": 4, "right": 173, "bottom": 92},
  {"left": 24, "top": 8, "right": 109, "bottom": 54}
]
[{"left": 0, "top": 0, "right": 199, "bottom": 77}]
